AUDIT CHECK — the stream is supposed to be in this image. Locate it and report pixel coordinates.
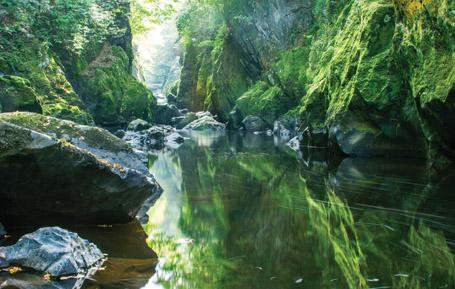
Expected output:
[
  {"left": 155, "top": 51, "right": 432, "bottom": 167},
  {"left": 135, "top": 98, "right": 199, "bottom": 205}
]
[{"left": 2, "top": 131, "right": 454, "bottom": 289}]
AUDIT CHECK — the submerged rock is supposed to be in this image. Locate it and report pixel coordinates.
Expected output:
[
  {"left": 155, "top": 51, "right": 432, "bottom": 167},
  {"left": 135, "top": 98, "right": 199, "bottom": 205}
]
[
  {"left": 0, "top": 112, "right": 162, "bottom": 226},
  {"left": 183, "top": 115, "right": 226, "bottom": 131},
  {"left": 127, "top": 119, "right": 152, "bottom": 132},
  {"left": 0, "top": 227, "right": 104, "bottom": 277},
  {"left": 242, "top": 115, "right": 270, "bottom": 132}
]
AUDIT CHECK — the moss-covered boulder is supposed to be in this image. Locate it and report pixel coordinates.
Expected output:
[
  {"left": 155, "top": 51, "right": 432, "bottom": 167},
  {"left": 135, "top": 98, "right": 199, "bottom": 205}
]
[
  {"left": 0, "top": 76, "right": 42, "bottom": 113},
  {"left": 0, "top": 112, "right": 162, "bottom": 226}
]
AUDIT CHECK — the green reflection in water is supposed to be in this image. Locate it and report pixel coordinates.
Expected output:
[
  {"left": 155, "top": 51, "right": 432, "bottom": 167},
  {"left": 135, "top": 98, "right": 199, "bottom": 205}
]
[{"left": 144, "top": 132, "right": 455, "bottom": 289}]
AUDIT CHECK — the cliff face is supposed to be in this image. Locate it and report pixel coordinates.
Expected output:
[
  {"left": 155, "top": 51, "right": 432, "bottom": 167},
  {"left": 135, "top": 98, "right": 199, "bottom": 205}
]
[
  {"left": 176, "top": 0, "right": 455, "bottom": 165},
  {"left": 0, "top": 0, "right": 155, "bottom": 126}
]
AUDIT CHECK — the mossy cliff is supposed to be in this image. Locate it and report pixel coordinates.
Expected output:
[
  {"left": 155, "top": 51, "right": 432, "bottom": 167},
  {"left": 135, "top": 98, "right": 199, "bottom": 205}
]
[
  {"left": 176, "top": 0, "right": 455, "bottom": 165},
  {"left": 0, "top": 0, "right": 155, "bottom": 126}
]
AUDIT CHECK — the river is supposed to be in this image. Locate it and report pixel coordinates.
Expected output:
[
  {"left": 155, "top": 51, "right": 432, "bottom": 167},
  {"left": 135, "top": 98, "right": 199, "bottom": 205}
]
[
  {"left": 2, "top": 131, "right": 454, "bottom": 289},
  {"left": 142, "top": 131, "right": 455, "bottom": 289}
]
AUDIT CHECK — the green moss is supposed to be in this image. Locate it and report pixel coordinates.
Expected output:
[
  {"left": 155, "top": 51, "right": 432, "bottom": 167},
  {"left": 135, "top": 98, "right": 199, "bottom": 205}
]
[
  {"left": 205, "top": 25, "right": 250, "bottom": 121},
  {"left": 300, "top": 1, "right": 402, "bottom": 125},
  {"left": 272, "top": 45, "right": 311, "bottom": 105},
  {"left": 235, "top": 81, "right": 289, "bottom": 125},
  {"left": 0, "top": 112, "right": 130, "bottom": 152},
  {"left": 81, "top": 44, "right": 156, "bottom": 125},
  {"left": 0, "top": 76, "right": 42, "bottom": 113},
  {"left": 0, "top": 34, "right": 93, "bottom": 124}
]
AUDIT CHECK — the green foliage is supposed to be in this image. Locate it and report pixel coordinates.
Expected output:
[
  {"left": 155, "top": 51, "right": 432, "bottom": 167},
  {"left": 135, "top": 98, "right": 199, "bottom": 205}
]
[
  {"left": 176, "top": 0, "right": 223, "bottom": 43},
  {"left": 0, "top": 0, "right": 124, "bottom": 55},
  {"left": 130, "top": 0, "right": 178, "bottom": 35},
  {"left": 235, "top": 81, "right": 287, "bottom": 125}
]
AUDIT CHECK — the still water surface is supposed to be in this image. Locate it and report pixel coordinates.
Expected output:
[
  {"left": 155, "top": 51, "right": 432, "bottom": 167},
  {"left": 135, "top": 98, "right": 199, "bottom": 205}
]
[
  {"left": 143, "top": 132, "right": 455, "bottom": 289},
  {"left": 2, "top": 132, "right": 454, "bottom": 289}
]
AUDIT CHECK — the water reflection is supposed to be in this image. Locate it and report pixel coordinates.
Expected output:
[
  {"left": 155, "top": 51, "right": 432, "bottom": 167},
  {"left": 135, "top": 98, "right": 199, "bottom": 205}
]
[{"left": 145, "top": 132, "right": 455, "bottom": 289}]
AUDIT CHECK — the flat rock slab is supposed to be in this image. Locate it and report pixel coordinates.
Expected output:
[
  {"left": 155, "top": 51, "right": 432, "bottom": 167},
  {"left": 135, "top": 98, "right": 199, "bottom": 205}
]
[{"left": 0, "top": 227, "right": 104, "bottom": 277}]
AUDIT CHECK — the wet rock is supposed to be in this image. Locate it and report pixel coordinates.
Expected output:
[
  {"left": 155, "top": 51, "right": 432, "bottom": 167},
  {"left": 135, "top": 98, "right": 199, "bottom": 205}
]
[
  {"left": 195, "top": 111, "right": 213, "bottom": 118},
  {"left": 127, "top": 119, "right": 152, "bottom": 132},
  {"left": 174, "top": 112, "right": 198, "bottom": 129},
  {"left": 165, "top": 132, "right": 185, "bottom": 149},
  {"left": 0, "top": 112, "right": 162, "bottom": 226},
  {"left": 242, "top": 116, "right": 269, "bottom": 132},
  {"left": 329, "top": 114, "right": 426, "bottom": 158},
  {"left": 114, "top": 129, "right": 126, "bottom": 139},
  {"left": 0, "top": 227, "right": 104, "bottom": 277},
  {"left": 154, "top": 104, "right": 181, "bottom": 125},
  {"left": 302, "top": 127, "right": 329, "bottom": 148},
  {"left": 123, "top": 125, "right": 184, "bottom": 151},
  {"left": 167, "top": 93, "right": 177, "bottom": 104},
  {"left": 183, "top": 115, "right": 226, "bottom": 131},
  {"left": 273, "top": 116, "right": 299, "bottom": 140},
  {"left": 287, "top": 136, "right": 302, "bottom": 152},
  {"left": 179, "top": 108, "right": 189, "bottom": 115}
]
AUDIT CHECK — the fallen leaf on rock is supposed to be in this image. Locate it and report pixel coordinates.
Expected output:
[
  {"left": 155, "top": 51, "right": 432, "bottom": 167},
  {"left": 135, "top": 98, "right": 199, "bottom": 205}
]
[{"left": 8, "top": 267, "right": 22, "bottom": 274}]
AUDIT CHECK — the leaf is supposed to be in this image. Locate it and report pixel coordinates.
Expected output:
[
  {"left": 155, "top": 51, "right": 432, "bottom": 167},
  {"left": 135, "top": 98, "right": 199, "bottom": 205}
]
[{"left": 8, "top": 266, "right": 22, "bottom": 274}]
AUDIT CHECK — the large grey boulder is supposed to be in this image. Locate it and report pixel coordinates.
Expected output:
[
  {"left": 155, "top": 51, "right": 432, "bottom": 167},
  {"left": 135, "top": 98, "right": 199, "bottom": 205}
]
[
  {"left": 183, "top": 115, "right": 226, "bottom": 131},
  {"left": 0, "top": 112, "right": 162, "bottom": 226},
  {"left": 242, "top": 116, "right": 269, "bottom": 132},
  {"left": 0, "top": 227, "right": 104, "bottom": 277}
]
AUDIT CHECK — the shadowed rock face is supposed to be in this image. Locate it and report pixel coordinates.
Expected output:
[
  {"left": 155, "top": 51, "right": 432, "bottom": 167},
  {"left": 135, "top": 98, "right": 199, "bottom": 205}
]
[{"left": 0, "top": 112, "right": 162, "bottom": 226}]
